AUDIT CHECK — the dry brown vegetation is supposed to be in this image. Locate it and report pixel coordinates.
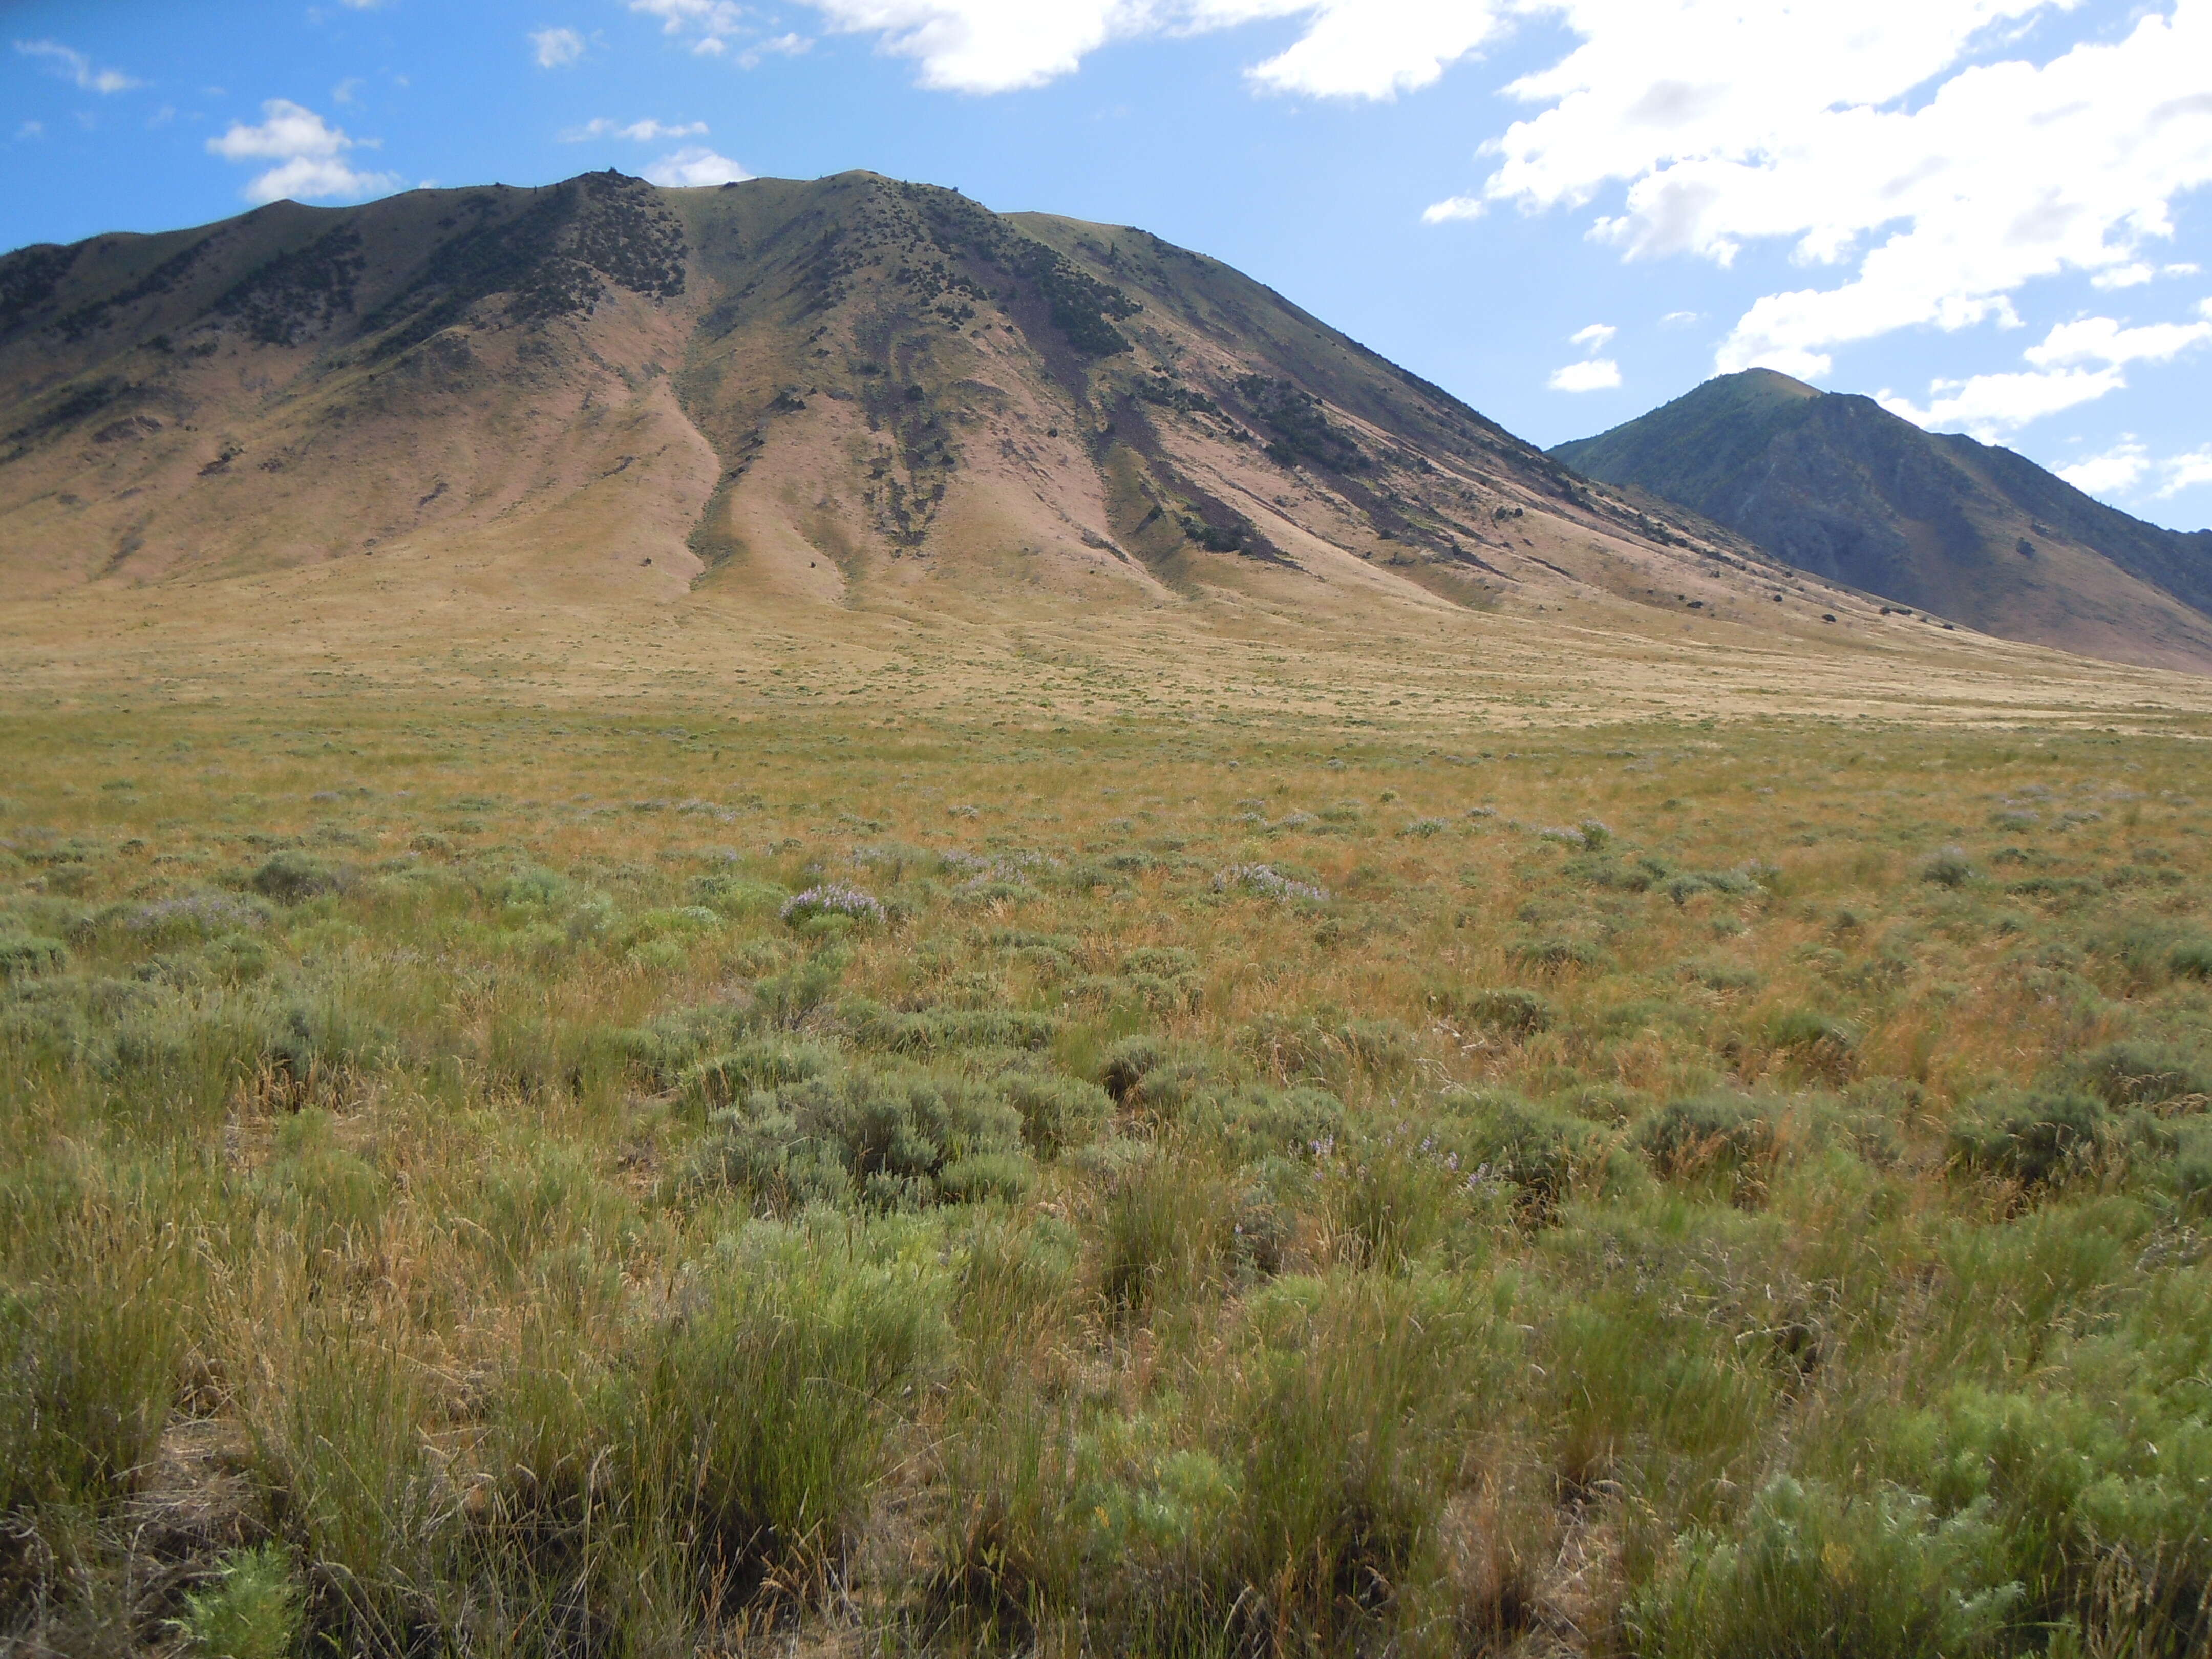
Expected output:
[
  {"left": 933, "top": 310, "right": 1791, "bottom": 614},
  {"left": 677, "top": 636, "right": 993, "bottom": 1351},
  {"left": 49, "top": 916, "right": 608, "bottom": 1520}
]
[{"left": 6, "top": 627, "right": 2212, "bottom": 1656}]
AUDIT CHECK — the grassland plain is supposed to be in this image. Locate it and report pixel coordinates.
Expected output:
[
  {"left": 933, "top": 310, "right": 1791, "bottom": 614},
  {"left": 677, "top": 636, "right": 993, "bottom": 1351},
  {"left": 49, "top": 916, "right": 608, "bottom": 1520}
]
[{"left": 7, "top": 683, "right": 2212, "bottom": 1659}]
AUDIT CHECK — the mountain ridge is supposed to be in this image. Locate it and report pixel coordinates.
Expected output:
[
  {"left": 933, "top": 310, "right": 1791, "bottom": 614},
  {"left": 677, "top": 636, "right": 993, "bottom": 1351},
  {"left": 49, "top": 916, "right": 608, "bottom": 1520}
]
[
  {"left": 1552, "top": 369, "right": 2212, "bottom": 674},
  {"left": 8, "top": 167, "right": 2187, "bottom": 706},
  {"left": 0, "top": 170, "right": 1835, "bottom": 632}
]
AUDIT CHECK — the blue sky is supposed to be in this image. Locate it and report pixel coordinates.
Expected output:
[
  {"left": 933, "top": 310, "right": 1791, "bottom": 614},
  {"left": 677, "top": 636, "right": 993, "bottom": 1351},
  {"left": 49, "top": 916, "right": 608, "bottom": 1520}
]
[{"left": 6, "top": 0, "right": 2210, "bottom": 527}]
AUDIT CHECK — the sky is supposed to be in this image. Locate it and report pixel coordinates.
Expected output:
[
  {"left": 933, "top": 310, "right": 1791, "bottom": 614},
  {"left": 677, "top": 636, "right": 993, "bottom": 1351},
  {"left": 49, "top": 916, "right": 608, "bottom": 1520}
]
[{"left": 6, "top": 0, "right": 2211, "bottom": 528}]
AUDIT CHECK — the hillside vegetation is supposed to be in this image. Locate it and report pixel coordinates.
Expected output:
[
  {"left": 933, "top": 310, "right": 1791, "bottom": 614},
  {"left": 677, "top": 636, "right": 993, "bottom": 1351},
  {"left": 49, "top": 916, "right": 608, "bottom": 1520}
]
[{"left": 7, "top": 696, "right": 2212, "bottom": 1657}]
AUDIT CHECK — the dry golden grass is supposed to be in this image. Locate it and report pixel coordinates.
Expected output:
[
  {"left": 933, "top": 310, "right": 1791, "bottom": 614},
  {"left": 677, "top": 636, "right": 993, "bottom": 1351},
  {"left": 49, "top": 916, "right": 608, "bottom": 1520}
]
[{"left": 5, "top": 637, "right": 2212, "bottom": 1655}]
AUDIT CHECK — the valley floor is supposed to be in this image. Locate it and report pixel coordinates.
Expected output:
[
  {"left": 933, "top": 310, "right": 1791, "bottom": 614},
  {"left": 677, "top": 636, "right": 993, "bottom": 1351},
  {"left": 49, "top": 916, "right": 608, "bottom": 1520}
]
[{"left": 6, "top": 618, "right": 2212, "bottom": 1656}]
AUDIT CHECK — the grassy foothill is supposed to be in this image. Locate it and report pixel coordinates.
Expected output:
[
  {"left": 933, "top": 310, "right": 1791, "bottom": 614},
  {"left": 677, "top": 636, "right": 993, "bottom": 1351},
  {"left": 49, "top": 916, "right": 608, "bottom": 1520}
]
[{"left": 4, "top": 700, "right": 2211, "bottom": 1657}]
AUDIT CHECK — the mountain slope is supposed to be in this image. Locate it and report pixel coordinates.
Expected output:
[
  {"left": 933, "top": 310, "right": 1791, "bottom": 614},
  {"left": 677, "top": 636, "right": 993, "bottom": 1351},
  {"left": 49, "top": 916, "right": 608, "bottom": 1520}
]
[
  {"left": 1552, "top": 369, "right": 2212, "bottom": 674},
  {"left": 0, "top": 170, "right": 1858, "bottom": 652}
]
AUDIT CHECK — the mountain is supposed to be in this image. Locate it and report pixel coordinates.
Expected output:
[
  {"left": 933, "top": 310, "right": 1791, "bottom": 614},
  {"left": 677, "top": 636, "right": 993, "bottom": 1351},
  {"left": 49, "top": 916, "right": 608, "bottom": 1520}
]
[
  {"left": 0, "top": 169, "right": 1855, "bottom": 652},
  {"left": 1552, "top": 369, "right": 2212, "bottom": 674}
]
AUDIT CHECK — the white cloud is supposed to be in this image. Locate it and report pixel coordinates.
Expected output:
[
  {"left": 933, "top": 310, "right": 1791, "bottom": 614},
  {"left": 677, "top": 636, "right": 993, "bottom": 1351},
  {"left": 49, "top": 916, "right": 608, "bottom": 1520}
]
[
  {"left": 1421, "top": 195, "right": 1484, "bottom": 224},
  {"left": 2059, "top": 438, "right": 2150, "bottom": 495},
  {"left": 772, "top": 2, "right": 1494, "bottom": 98},
  {"left": 1238, "top": 2, "right": 1507, "bottom": 100},
  {"left": 2158, "top": 448, "right": 2212, "bottom": 499},
  {"left": 1879, "top": 367, "right": 2125, "bottom": 439},
  {"left": 560, "top": 116, "right": 709, "bottom": 141},
  {"left": 739, "top": 31, "right": 813, "bottom": 66},
  {"left": 1659, "top": 309, "right": 1699, "bottom": 326},
  {"left": 207, "top": 99, "right": 399, "bottom": 204},
  {"left": 530, "top": 27, "right": 586, "bottom": 67},
  {"left": 2056, "top": 437, "right": 2212, "bottom": 502},
  {"left": 692, "top": 0, "right": 2210, "bottom": 424},
  {"left": 2024, "top": 314, "right": 2212, "bottom": 369},
  {"left": 628, "top": 0, "right": 749, "bottom": 55},
  {"left": 1549, "top": 357, "right": 1622, "bottom": 391},
  {"left": 1441, "top": 1, "right": 2212, "bottom": 381},
  {"left": 644, "top": 145, "right": 753, "bottom": 185},
  {"left": 14, "top": 38, "right": 141, "bottom": 94},
  {"left": 15, "top": 120, "right": 44, "bottom": 141},
  {"left": 1569, "top": 321, "right": 1615, "bottom": 351}
]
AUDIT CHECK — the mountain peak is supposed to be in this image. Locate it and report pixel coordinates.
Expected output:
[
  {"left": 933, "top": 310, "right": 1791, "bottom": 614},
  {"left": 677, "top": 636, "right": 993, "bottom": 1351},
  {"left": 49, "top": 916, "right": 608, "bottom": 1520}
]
[
  {"left": 2, "top": 169, "right": 1807, "bottom": 640},
  {"left": 1554, "top": 372, "right": 2212, "bottom": 673}
]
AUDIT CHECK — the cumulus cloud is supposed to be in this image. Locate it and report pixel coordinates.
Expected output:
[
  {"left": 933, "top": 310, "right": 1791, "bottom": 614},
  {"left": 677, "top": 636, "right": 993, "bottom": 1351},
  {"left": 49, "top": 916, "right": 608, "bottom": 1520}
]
[
  {"left": 1879, "top": 367, "right": 2126, "bottom": 439},
  {"left": 739, "top": 31, "right": 814, "bottom": 66},
  {"left": 1881, "top": 301, "right": 2212, "bottom": 438},
  {"left": 644, "top": 145, "right": 753, "bottom": 186},
  {"left": 1550, "top": 358, "right": 1622, "bottom": 392},
  {"left": 207, "top": 99, "right": 399, "bottom": 204},
  {"left": 531, "top": 27, "right": 587, "bottom": 67},
  {"left": 1238, "top": 1, "right": 1509, "bottom": 100},
  {"left": 680, "top": 1, "right": 2207, "bottom": 416},
  {"left": 14, "top": 38, "right": 141, "bottom": 94},
  {"left": 2159, "top": 447, "right": 2212, "bottom": 499},
  {"left": 628, "top": 0, "right": 750, "bottom": 55},
  {"left": 1443, "top": 0, "right": 2212, "bottom": 380},
  {"left": 756, "top": 2, "right": 1493, "bottom": 97},
  {"left": 1421, "top": 195, "right": 1485, "bottom": 224},
  {"left": 560, "top": 116, "right": 709, "bottom": 141},
  {"left": 1569, "top": 322, "right": 1615, "bottom": 351},
  {"left": 2059, "top": 439, "right": 2151, "bottom": 495},
  {"left": 2058, "top": 437, "right": 2212, "bottom": 502},
  {"left": 2023, "top": 313, "right": 2212, "bottom": 369}
]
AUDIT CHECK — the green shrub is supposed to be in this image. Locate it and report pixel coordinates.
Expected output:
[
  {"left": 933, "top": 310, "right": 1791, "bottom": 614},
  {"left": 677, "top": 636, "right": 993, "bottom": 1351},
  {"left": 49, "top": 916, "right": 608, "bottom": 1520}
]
[
  {"left": 173, "top": 1543, "right": 304, "bottom": 1659},
  {"left": 1922, "top": 847, "right": 1975, "bottom": 889},
  {"left": 1767, "top": 1007, "right": 1860, "bottom": 1076},
  {"left": 2068, "top": 1040, "right": 2211, "bottom": 1109},
  {"left": 2172, "top": 1120, "right": 2212, "bottom": 1210},
  {"left": 1238, "top": 1011, "right": 1417, "bottom": 1085},
  {"left": 1099, "top": 1035, "right": 1166, "bottom": 1105},
  {"left": 1681, "top": 957, "right": 1761, "bottom": 992},
  {"left": 1510, "top": 935, "right": 1601, "bottom": 972},
  {"left": 629, "top": 1232, "right": 943, "bottom": 1591},
  {"left": 1626, "top": 1476, "right": 2021, "bottom": 1659},
  {"left": 695, "top": 1064, "right": 1028, "bottom": 1211},
  {"left": 1637, "top": 1092, "right": 1777, "bottom": 1181},
  {"left": 750, "top": 948, "right": 848, "bottom": 1027},
  {"left": 847, "top": 1000, "right": 1060, "bottom": 1055},
  {"left": 249, "top": 851, "right": 343, "bottom": 903},
  {"left": 0, "top": 935, "right": 68, "bottom": 980},
  {"left": 1437, "top": 985, "right": 1557, "bottom": 1036},
  {"left": 683, "top": 1036, "right": 837, "bottom": 1108},
  {"left": 1667, "top": 868, "right": 1757, "bottom": 906},
  {"left": 2172, "top": 936, "right": 2212, "bottom": 979},
  {"left": 1444, "top": 1090, "right": 1590, "bottom": 1221},
  {"left": 688, "top": 873, "right": 786, "bottom": 918},
  {"left": 1000, "top": 1072, "right": 1111, "bottom": 1157},
  {"left": 1950, "top": 1088, "right": 2111, "bottom": 1187},
  {"left": 1195, "top": 1083, "right": 1344, "bottom": 1163}
]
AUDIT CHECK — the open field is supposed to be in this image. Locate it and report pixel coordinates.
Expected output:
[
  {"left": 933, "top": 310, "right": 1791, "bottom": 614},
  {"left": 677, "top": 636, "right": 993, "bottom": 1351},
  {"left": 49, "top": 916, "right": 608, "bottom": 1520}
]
[{"left": 7, "top": 664, "right": 2212, "bottom": 1658}]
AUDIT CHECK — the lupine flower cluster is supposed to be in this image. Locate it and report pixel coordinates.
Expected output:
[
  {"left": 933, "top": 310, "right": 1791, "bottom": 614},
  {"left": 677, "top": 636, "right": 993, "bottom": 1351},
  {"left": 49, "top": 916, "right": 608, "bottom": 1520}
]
[
  {"left": 1214, "top": 863, "right": 1329, "bottom": 903},
  {"left": 780, "top": 883, "right": 885, "bottom": 925},
  {"left": 1310, "top": 1125, "right": 1494, "bottom": 1193}
]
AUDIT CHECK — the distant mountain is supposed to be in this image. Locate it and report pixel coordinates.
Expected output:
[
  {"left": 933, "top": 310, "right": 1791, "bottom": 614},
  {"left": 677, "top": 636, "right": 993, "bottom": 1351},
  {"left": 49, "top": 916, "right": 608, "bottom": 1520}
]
[
  {"left": 1553, "top": 369, "right": 2212, "bottom": 674},
  {"left": 0, "top": 169, "right": 1795, "bottom": 636}
]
